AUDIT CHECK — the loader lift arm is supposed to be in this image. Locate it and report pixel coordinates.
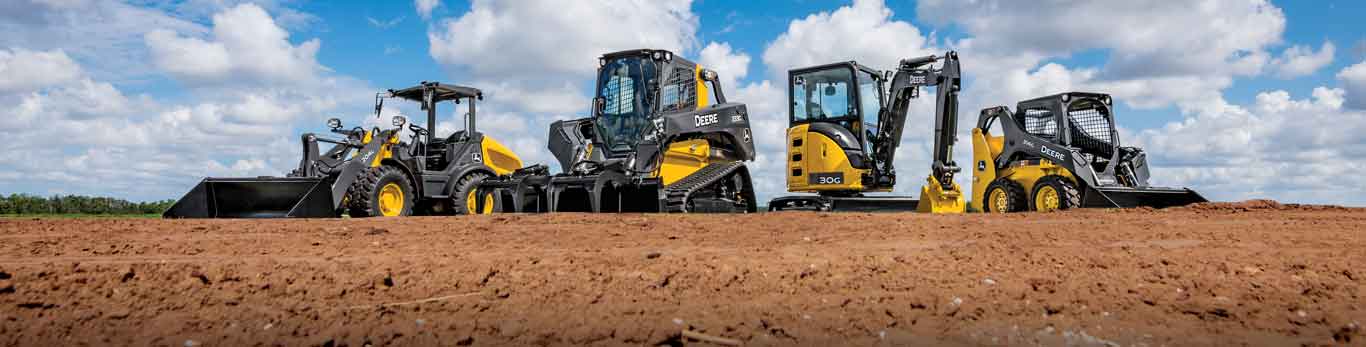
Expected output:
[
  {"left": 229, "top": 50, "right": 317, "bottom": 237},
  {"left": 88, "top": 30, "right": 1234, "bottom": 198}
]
[{"left": 874, "top": 51, "right": 962, "bottom": 191}]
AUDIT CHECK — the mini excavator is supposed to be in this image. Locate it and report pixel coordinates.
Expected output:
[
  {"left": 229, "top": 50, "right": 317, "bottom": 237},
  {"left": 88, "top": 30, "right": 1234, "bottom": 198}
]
[{"left": 769, "top": 52, "right": 965, "bottom": 213}]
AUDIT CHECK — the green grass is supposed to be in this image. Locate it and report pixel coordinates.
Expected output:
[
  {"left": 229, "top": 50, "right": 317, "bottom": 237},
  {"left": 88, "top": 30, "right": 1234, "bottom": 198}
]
[{"left": 0, "top": 213, "right": 162, "bottom": 219}]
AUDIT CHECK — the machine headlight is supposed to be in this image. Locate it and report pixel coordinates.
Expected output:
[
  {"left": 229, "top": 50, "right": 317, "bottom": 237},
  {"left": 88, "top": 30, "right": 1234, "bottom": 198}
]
[
  {"left": 327, "top": 118, "right": 342, "bottom": 129},
  {"left": 392, "top": 115, "right": 407, "bottom": 127}
]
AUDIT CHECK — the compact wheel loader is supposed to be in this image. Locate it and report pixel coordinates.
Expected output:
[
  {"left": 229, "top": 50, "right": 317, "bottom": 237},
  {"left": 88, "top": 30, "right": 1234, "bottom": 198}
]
[
  {"left": 970, "top": 92, "right": 1206, "bottom": 212},
  {"left": 479, "top": 49, "right": 758, "bottom": 213},
  {"left": 769, "top": 52, "right": 965, "bottom": 213},
  {"left": 163, "top": 82, "right": 522, "bottom": 218}
]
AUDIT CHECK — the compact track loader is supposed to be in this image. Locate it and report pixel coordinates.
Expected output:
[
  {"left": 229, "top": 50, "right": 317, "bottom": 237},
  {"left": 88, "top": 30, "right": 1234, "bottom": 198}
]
[
  {"left": 769, "top": 52, "right": 965, "bottom": 213},
  {"left": 164, "top": 82, "right": 522, "bottom": 218},
  {"left": 970, "top": 92, "right": 1206, "bottom": 212},
  {"left": 479, "top": 49, "right": 758, "bottom": 213}
]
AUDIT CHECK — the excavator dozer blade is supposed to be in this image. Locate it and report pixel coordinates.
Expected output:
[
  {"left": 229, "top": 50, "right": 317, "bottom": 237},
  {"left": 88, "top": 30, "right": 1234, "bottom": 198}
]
[
  {"left": 163, "top": 177, "right": 338, "bottom": 218},
  {"left": 1082, "top": 186, "right": 1207, "bottom": 209}
]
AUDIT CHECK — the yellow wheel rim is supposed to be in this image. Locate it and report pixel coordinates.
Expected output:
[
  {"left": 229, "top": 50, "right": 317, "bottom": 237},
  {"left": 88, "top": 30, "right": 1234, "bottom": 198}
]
[
  {"left": 378, "top": 182, "right": 404, "bottom": 217},
  {"left": 988, "top": 188, "right": 1009, "bottom": 213},
  {"left": 482, "top": 193, "right": 494, "bottom": 214},
  {"left": 465, "top": 190, "right": 493, "bottom": 215},
  {"left": 1034, "top": 185, "right": 1060, "bottom": 212}
]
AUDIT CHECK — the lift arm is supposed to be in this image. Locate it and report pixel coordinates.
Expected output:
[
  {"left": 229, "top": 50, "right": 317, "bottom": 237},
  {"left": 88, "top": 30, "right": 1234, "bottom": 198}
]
[{"left": 873, "top": 51, "right": 961, "bottom": 189}]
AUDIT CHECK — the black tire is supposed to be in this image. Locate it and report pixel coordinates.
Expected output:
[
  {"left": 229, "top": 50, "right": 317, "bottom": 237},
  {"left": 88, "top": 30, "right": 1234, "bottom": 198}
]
[
  {"left": 1030, "top": 175, "right": 1081, "bottom": 212},
  {"left": 451, "top": 172, "right": 491, "bottom": 215},
  {"left": 984, "top": 178, "right": 1027, "bottom": 213},
  {"left": 346, "top": 165, "right": 413, "bottom": 217}
]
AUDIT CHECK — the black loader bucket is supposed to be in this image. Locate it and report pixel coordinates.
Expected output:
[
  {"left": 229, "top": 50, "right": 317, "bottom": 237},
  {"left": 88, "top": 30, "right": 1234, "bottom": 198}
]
[
  {"left": 1082, "top": 185, "right": 1208, "bottom": 209},
  {"left": 163, "top": 177, "right": 338, "bottom": 218}
]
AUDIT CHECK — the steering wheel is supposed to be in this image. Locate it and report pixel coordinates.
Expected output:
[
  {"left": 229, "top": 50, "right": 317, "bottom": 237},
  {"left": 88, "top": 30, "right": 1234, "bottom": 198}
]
[{"left": 408, "top": 123, "right": 428, "bottom": 136}]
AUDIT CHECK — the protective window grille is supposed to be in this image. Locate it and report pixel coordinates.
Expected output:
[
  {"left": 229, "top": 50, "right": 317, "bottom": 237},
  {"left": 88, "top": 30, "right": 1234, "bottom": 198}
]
[
  {"left": 661, "top": 67, "right": 696, "bottom": 112},
  {"left": 1022, "top": 108, "right": 1057, "bottom": 139},
  {"left": 603, "top": 75, "right": 635, "bottom": 115},
  {"left": 1066, "top": 102, "right": 1116, "bottom": 157}
]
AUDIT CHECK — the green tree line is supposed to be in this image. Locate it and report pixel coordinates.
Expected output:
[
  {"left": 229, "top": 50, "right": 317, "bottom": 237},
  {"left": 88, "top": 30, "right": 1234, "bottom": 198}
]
[{"left": 0, "top": 194, "right": 174, "bottom": 215}]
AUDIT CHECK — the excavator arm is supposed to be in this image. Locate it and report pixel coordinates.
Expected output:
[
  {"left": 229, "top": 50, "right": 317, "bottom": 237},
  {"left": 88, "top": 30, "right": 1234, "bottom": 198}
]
[{"left": 874, "top": 51, "right": 962, "bottom": 190}]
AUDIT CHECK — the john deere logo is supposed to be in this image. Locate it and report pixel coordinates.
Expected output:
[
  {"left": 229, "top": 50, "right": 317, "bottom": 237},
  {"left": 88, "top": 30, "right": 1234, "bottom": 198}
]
[
  {"left": 695, "top": 113, "right": 719, "bottom": 127},
  {"left": 1040, "top": 146, "right": 1064, "bottom": 160}
]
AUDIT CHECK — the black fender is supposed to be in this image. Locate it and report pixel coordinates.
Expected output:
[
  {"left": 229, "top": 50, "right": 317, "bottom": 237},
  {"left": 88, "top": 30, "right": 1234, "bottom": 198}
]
[
  {"left": 379, "top": 158, "right": 421, "bottom": 197},
  {"left": 441, "top": 164, "right": 497, "bottom": 197}
]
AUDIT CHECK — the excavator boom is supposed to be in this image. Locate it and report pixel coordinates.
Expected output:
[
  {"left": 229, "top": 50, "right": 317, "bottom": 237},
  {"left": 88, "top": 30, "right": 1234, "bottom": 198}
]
[{"left": 875, "top": 52, "right": 961, "bottom": 190}]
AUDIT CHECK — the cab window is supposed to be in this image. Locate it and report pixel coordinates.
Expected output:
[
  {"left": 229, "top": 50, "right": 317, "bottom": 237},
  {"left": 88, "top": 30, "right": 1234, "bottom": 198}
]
[{"left": 791, "top": 67, "right": 855, "bottom": 123}]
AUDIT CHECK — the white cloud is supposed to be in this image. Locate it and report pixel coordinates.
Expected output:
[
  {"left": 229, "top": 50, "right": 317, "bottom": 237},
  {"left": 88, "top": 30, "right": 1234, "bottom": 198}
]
[
  {"left": 416, "top": 0, "right": 440, "bottom": 20},
  {"left": 918, "top": 0, "right": 1284, "bottom": 79},
  {"left": 697, "top": 42, "right": 750, "bottom": 88},
  {"left": 1270, "top": 42, "right": 1335, "bottom": 78},
  {"left": 1130, "top": 87, "right": 1366, "bottom": 204},
  {"left": 920, "top": 0, "right": 1285, "bottom": 110},
  {"left": 1338, "top": 59, "right": 1366, "bottom": 109},
  {"left": 145, "top": 3, "right": 322, "bottom": 85},
  {"left": 761, "top": 0, "right": 933, "bottom": 79},
  {"left": 0, "top": 4, "right": 374, "bottom": 201},
  {"left": 0, "top": 48, "right": 82, "bottom": 93},
  {"left": 0, "top": 0, "right": 204, "bottom": 82},
  {"left": 428, "top": 0, "right": 697, "bottom": 79}
]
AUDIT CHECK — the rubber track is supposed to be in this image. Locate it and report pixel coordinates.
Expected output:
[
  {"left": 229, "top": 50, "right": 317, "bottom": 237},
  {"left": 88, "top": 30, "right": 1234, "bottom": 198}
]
[{"left": 662, "top": 161, "right": 747, "bottom": 213}]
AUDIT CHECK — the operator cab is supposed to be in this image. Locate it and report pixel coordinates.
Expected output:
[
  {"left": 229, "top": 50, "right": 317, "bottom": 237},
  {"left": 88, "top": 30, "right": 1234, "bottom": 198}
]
[
  {"left": 1013, "top": 92, "right": 1119, "bottom": 173},
  {"left": 379, "top": 82, "right": 484, "bottom": 171},
  {"left": 788, "top": 62, "right": 885, "bottom": 161},
  {"left": 592, "top": 49, "right": 724, "bottom": 158}
]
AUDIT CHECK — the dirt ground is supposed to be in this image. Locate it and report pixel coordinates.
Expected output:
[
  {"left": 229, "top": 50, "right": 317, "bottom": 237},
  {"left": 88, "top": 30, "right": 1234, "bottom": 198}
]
[{"left": 0, "top": 200, "right": 1362, "bottom": 346}]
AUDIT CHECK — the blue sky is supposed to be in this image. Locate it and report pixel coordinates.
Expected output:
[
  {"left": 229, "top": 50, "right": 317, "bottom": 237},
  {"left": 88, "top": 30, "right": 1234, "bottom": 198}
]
[{"left": 3, "top": 0, "right": 1366, "bottom": 206}]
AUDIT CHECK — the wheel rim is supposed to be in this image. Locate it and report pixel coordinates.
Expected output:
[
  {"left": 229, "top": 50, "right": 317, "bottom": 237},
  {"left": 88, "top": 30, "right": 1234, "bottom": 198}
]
[
  {"left": 464, "top": 190, "right": 494, "bottom": 215},
  {"left": 988, "top": 188, "right": 1009, "bottom": 213},
  {"left": 1034, "top": 185, "right": 1060, "bottom": 212},
  {"left": 482, "top": 193, "right": 494, "bottom": 214},
  {"left": 379, "top": 183, "right": 404, "bottom": 216}
]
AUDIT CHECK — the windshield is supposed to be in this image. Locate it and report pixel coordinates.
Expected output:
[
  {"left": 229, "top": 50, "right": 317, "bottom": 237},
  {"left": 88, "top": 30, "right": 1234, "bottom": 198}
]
[
  {"left": 596, "top": 57, "right": 656, "bottom": 153},
  {"left": 792, "top": 67, "right": 856, "bottom": 123}
]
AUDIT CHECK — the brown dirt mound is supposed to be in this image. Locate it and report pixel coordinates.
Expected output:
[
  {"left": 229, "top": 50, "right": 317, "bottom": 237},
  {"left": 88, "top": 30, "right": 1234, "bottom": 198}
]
[
  {"left": 1178, "top": 199, "right": 1354, "bottom": 212},
  {"left": 1, "top": 208, "right": 1364, "bottom": 346}
]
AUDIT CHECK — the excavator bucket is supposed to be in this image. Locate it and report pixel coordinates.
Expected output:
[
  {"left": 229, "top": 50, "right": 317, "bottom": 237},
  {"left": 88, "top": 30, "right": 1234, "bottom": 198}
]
[
  {"left": 163, "top": 177, "right": 338, "bottom": 218},
  {"left": 1082, "top": 185, "right": 1207, "bottom": 209}
]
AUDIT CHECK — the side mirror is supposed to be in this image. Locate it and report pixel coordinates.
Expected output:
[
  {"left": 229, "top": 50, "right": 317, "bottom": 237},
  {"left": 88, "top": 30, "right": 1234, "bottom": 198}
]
[{"left": 327, "top": 118, "right": 342, "bottom": 130}]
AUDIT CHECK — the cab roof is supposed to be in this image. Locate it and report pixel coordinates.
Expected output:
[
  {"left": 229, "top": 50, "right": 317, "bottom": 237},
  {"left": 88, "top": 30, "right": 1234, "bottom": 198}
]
[{"left": 388, "top": 82, "right": 482, "bottom": 102}]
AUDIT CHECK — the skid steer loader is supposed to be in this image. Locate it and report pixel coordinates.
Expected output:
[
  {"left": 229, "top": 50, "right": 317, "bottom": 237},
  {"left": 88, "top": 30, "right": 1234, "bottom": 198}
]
[
  {"left": 478, "top": 49, "right": 758, "bottom": 213},
  {"left": 163, "top": 82, "right": 522, "bottom": 218},
  {"left": 768, "top": 52, "right": 965, "bottom": 213},
  {"left": 970, "top": 92, "right": 1206, "bottom": 212}
]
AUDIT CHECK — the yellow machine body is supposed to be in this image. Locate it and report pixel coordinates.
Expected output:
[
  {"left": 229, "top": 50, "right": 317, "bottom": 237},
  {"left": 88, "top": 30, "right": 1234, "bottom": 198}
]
[
  {"left": 784, "top": 124, "right": 872, "bottom": 193},
  {"left": 480, "top": 136, "right": 522, "bottom": 176},
  {"left": 968, "top": 127, "right": 1075, "bottom": 212},
  {"left": 658, "top": 139, "right": 712, "bottom": 185}
]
